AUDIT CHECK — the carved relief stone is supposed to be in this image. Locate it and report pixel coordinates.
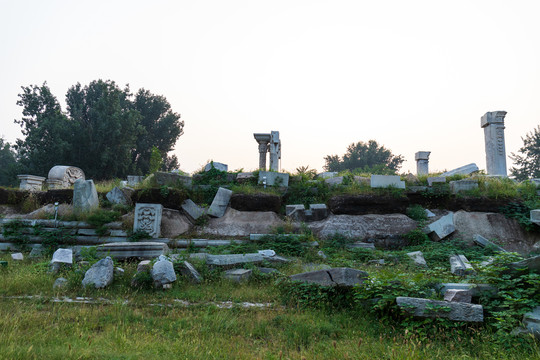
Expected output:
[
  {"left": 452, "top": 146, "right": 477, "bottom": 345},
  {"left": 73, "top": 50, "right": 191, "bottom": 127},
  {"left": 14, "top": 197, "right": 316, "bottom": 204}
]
[
  {"left": 133, "top": 203, "right": 163, "bottom": 238},
  {"left": 47, "top": 165, "right": 85, "bottom": 189},
  {"left": 481, "top": 111, "right": 508, "bottom": 176}
]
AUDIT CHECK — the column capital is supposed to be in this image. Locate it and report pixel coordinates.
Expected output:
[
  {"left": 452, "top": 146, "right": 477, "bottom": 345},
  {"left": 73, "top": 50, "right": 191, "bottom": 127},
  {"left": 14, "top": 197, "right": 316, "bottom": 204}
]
[{"left": 481, "top": 111, "right": 507, "bottom": 128}]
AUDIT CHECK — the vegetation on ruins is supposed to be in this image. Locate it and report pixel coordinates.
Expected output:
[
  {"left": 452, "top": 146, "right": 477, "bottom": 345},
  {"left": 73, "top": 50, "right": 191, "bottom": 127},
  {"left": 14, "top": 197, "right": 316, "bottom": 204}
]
[
  {"left": 12, "top": 80, "right": 183, "bottom": 180},
  {"left": 511, "top": 125, "right": 540, "bottom": 181},
  {"left": 323, "top": 140, "right": 404, "bottom": 174}
]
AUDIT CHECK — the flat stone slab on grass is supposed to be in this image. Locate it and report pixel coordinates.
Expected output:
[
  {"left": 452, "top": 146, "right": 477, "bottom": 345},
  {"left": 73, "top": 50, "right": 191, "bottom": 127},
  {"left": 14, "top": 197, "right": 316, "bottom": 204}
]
[
  {"left": 444, "top": 289, "right": 472, "bottom": 303},
  {"left": 181, "top": 199, "right": 206, "bottom": 221},
  {"left": 224, "top": 269, "right": 252, "bottom": 283},
  {"left": 11, "top": 253, "right": 23, "bottom": 260},
  {"left": 370, "top": 175, "right": 405, "bottom": 189},
  {"left": 472, "top": 234, "right": 507, "bottom": 253},
  {"left": 436, "top": 283, "right": 498, "bottom": 297},
  {"left": 290, "top": 267, "right": 368, "bottom": 287},
  {"left": 440, "top": 163, "right": 479, "bottom": 177},
  {"left": 396, "top": 297, "right": 484, "bottom": 322},
  {"left": 178, "top": 261, "right": 202, "bottom": 283},
  {"left": 97, "top": 242, "right": 169, "bottom": 260},
  {"left": 258, "top": 171, "right": 289, "bottom": 187},
  {"left": 207, "top": 187, "right": 233, "bottom": 218},
  {"left": 407, "top": 251, "right": 427, "bottom": 267},
  {"left": 206, "top": 253, "right": 264, "bottom": 267},
  {"left": 51, "top": 248, "right": 73, "bottom": 265},
  {"left": 82, "top": 257, "right": 114, "bottom": 289},
  {"left": 522, "top": 306, "right": 540, "bottom": 339},
  {"left": 425, "top": 212, "right": 455, "bottom": 241}
]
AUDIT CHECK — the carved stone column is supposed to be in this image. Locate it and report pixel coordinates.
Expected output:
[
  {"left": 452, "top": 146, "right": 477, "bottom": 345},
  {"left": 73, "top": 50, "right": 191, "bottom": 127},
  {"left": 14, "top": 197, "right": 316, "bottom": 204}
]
[
  {"left": 269, "top": 131, "right": 280, "bottom": 172},
  {"left": 414, "top": 151, "right": 431, "bottom": 176},
  {"left": 481, "top": 111, "right": 508, "bottom": 176},
  {"left": 254, "top": 133, "right": 271, "bottom": 170}
]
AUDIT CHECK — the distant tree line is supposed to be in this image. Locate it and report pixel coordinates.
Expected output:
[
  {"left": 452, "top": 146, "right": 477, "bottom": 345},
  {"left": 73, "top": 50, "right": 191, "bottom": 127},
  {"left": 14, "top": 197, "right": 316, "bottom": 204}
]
[{"left": 2, "top": 80, "right": 184, "bottom": 184}]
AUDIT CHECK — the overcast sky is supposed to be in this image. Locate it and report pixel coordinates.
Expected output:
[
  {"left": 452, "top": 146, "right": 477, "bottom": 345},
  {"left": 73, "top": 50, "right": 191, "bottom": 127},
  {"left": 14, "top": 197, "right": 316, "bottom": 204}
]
[{"left": 1, "top": 0, "right": 539, "bottom": 175}]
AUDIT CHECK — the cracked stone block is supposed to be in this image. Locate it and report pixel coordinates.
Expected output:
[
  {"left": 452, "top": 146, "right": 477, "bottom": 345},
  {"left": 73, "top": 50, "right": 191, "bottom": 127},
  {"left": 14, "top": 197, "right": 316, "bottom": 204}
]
[
  {"left": 450, "top": 255, "right": 475, "bottom": 276},
  {"left": 396, "top": 297, "right": 483, "bottom": 322},
  {"left": 424, "top": 212, "right": 455, "bottom": 241},
  {"left": 289, "top": 267, "right": 368, "bottom": 287}
]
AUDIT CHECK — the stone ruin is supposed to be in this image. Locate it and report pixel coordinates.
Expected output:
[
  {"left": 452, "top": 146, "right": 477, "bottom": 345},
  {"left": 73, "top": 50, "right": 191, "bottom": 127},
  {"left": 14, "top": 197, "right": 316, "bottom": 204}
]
[
  {"left": 46, "top": 165, "right": 85, "bottom": 189},
  {"left": 253, "top": 131, "right": 281, "bottom": 171},
  {"left": 481, "top": 111, "right": 508, "bottom": 176}
]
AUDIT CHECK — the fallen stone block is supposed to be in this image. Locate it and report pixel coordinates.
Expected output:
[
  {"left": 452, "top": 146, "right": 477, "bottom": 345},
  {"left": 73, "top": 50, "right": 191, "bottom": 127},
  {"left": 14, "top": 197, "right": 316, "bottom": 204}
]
[
  {"left": 396, "top": 297, "right": 483, "bottom": 322},
  {"left": 106, "top": 186, "right": 133, "bottom": 206},
  {"left": 440, "top": 163, "right": 479, "bottom": 177},
  {"left": 11, "top": 253, "right": 23, "bottom": 261},
  {"left": 258, "top": 267, "right": 278, "bottom": 274},
  {"left": 290, "top": 267, "right": 368, "bottom": 287},
  {"left": 472, "top": 234, "right": 507, "bottom": 253},
  {"left": 82, "top": 257, "right": 114, "bottom": 288},
  {"left": 522, "top": 306, "right": 540, "bottom": 339},
  {"left": 258, "top": 171, "right": 289, "bottom": 187},
  {"left": 506, "top": 255, "right": 540, "bottom": 273},
  {"left": 427, "top": 177, "right": 446, "bottom": 187},
  {"left": 425, "top": 209, "right": 436, "bottom": 218},
  {"left": 450, "top": 255, "right": 475, "bottom": 276},
  {"left": 53, "top": 277, "right": 68, "bottom": 289},
  {"left": 424, "top": 212, "right": 455, "bottom": 241},
  {"left": 178, "top": 261, "right": 202, "bottom": 284},
  {"left": 309, "top": 204, "right": 329, "bottom": 221},
  {"left": 204, "top": 162, "right": 228, "bottom": 172},
  {"left": 530, "top": 210, "right": 540, "bottom": 225},
  {"left": 450, "top": 180, "right": 479, "bottom": 194},
  {"left": 73, "top": 179, "right": 99, "bottom": 213},
  {"left": 436, "top": 283, "right": 498, "bottom": 297},
  {"left": 97, "top": 242, "right": 169, "bottom": 260},
  {"left": 224, "top": 269, "right": 252, "bottom": 283},
  {"left": 154, "top": 172, "right": 192, "bottom": 188},
  {"left": 325, "top": 176, "right": 344, "bottom": 186},
  {"left": 444, "top": 289, "right": 472, "bottom": 303},
  {"left": 152, "top": 255, "right": 177, "bottom": 287},
  {"left": 137, "top": 260, "right": 151, "bottom": 272},
  {"left": 207, "top": 187, "right": 233, "bottom": 218},
  {"left": 236, "top": 172, "right": 255, "bottom": 184},
  {"left": 133, "top": 203, "right": 163, "bottom": 238},
  {"left": 346, "top": 242, "right": 376, "bottom": 250},
  {"left": 51, "top": 248, "right": 73, "bottom": 265},
  {"left": 407, "top": 251, "right": 427, "bottom": 267},
  {"left": 29, "top": 246, "right": 45, "bottom": 258},
  {"left": 181, "top": 199, "right": 206, "bottom": 222},
  {"left": 206, "top": 253, "right": 263, "bottom": 267},
  {"left": 370, "top": 175, "right": 405, "bottom": 189}
]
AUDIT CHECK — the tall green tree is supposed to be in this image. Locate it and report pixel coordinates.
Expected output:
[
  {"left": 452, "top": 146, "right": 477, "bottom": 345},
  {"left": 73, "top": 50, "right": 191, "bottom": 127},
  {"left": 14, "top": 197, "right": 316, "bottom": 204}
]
[
  {"left": 132, "top": 89, "right": 184, "bottom": 174},
  {"left": 324, "top": 140, "right": 404, "bottom": 174},
  {"left": 0, "top": 137, "right": 19, "bottom": 186},
  {"left": 510, "top": 125, "right": 540, "bottom": 181},
  {"left": 14, "top": 83, "right": 73, "bottom": 176}
]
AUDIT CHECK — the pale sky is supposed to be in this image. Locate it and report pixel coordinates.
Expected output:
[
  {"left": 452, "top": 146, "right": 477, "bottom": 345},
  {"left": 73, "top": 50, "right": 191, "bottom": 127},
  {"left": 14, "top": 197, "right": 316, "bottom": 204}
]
[{"left": 1, "top": 0, "right": 539, "bottom": 175}]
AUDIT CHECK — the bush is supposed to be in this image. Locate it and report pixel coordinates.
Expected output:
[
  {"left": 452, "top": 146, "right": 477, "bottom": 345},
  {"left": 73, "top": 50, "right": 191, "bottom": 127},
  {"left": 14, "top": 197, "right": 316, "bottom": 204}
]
[{"left": 406, "top": 205, "right": 427, "bottom": 221}]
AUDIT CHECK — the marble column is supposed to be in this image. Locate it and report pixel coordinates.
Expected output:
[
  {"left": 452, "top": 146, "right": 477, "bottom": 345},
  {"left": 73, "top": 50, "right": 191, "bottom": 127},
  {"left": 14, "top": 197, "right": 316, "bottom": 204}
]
[
  {"left": 481, "top": 111, "right": 508, "bottom": 176},
  {"left": 269, "top": 131, "right": 280, "bottom": 172},
  {"left": 254, "top": 133, "right": 271, "bottom": 170},
  {"left": 414, "top": 151, "right": 431, "bottom": 176}
]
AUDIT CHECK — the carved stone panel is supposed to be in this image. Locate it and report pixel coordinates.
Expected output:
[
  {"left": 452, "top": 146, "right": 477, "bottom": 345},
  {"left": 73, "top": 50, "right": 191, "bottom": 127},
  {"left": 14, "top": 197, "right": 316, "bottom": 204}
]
[
  {"left": 47, "top": 165, "right": 85, "bottom": 188},
  {"left": 133, "top": 203, "right": 163, "bottom": 238}
]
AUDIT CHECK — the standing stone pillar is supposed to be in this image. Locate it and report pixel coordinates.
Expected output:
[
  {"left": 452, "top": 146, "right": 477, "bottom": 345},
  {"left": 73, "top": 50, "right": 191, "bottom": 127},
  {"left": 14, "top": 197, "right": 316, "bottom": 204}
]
[
  {"left": 415, "top": 151, "right": 431, "bottom": 176},
  {"left": 481, "top": 111, "right": 508, "bottom": 176},
  {"left": 269, "top": 131, "right": 281, "bottom": 172},
  {"left": 254, "top": 133, "right": 271, "bottom": 170}
]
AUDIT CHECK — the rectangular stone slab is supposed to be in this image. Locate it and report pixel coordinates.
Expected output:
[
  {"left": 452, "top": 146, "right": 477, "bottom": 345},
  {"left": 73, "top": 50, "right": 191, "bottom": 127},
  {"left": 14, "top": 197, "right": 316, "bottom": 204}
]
[
  {"left": 396, "top": 297, "right": 484, "bottom": 322},
  {"left": 370, "top": 175, "right": 405, "bottom": 189},
  {"left": 207, "top": 187, "right": 233, "bottom": 218},
  {"left": 206, "top": 253, "right": 263, "bottom": 266},
  {"left": 472, "top": 234, "right": 506, "bottom": 253},
  {"left": 133, "top": 203, "right": 163, "bottom": 238},
  {"left": 97, "top": 242, "right": 169, "bottom": 260}
]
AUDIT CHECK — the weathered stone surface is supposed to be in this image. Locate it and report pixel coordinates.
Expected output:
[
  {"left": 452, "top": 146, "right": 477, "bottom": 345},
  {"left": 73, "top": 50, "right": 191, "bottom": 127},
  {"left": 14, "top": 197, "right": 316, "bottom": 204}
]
[
  {"left": 207, "top": 187, "right": 233, "bottom": 218},
  {"left": 47, "top": 165, "right": 85, "bottom": 189},
  {"left": 450, "top": 255, "right": 475, "bottom": 276},
  {"left": 236, "top": 172, "right": 255, "bottom": 184},
  {"left": 115, "top": 267, "right": 125, "bottom": 276},
  {"left": 53, "top": 277, "right": 68, "bottom": 289},
  {"left": 346, "top": 242, "right": 376, "bottom": 250},
  {"left": 328, "top": 194, "right": 409, "bottom": 215},
  {"left": 258, "top": 171, "right": 289, "bottom": 187},
  {"left": 302, "top": 263, "right": 332, "bottom": 272},
  {"left": 127, "top": 175, "right": 144, "bottom": 186},
  {"left": 29, "top": 246, "right": 44, "bottom": 258},
  {"left": 82, "top": 257, "right": 114, "bottom": 288},
  {"left": 396, "top": 297, "right": 483, "bottom": 322},
  {"left": 531, "top": 210, "right": 540, "bottom": 225},
  {"left": 161, "top": 208, "right": 192, "bottom": 237},
  {"left": 325, "top": 176, "right": 344, "bottom": 186},
  {"left": 97, "top": 242, "right": 169, "bottom": 260},
  {"left": 134, "top": 203, "right": 163, "bottom": 238},
  {"left": 307, "top": 214, "right": 417, "bottom": 239},
  {"left": 51, "top": 248, "right": 73, "bottom": 265},
  {"left": 224, "top": 269, "right": 252, "bottom": 283},
  {"left": 370, "top": 175, "right": 405, "bottom": 189},
  {"left": 178, "top": 261, "right": 202, "bottom": 283},
  {"left": 203, "top": 208, "right": 284, "bottom": 237},
  {"left": 290, "top": 268, "right": 368, "bottom": 287},
  {"left": 206, "top": 253, "right": 263, "bottom": 267},
  {"left": 444, "top": 289, "right": 472, "bottom": 303},
  {"left": 437, "top": 283, "right": 498, "bottom": 297},
  {"left": 11, "top": 252, "right": 23, "bottom": 260},
  {"left": 415, "top": 151, "right": 430, "bottom": 176},
  {"left": 472, "top": 234, "right": 507, "bottom": 252},
  {"left": 106, "top": 186, "right": 133, "bottom": 205},
  {"left": 450, "top": 180, "right": 479, "bottom": 194},
  {"left": 481, "top": 111, "right": 508, "bottom": 176},
  {"left": 427, "top": 177, "right": 446, "bottom": 187},
  {"left": 318, "top": 172, "right": 338, "bottom": 179},
  {"left": 258, "top": 267, "right": 278, "bottom": 274},
  {"left": 204, "top": 162, "right": 228, "bottom": 172},
  {"left": 454, "top": 211, "right": 540, "bottom": 254},
  {"left": 154, "top": 172, "right": 192, "bottom": 188},
  {"left": 287, "top": 203, "right": 329, "bottom": 222},
  {"left": 317, "top": 250, "right": 327, "bottom": 259},
  {"left": 137, "top": 260, "right": 151, "bottom": 272},
  {"left": 407, "top": 251, "right": 427, "bottom": 267},
  {"left": 522, "top": 306, "right": 540, "bottom": 339},
  {"left": 258, "top": 249, "right": 276, "bottom": 257},
  {"left": 181, "top": 199, "right": 206, "bottom": 222},
  {"left": 425, "top": 212, "right": 455, "bottom": 241},
  {"left": 230, "top": 193, "right": 281, "bottom": 213},
  {"left": 425, "top": 209, "right": 436, "bottom": 218},
  {"left": 507, "top": 255, "right": 540, "bottom": 273},
  {"left": 152, "top": 255, "right": 176, "bottom": 286},
  {"left": 73, "top": 179, "right": 99, "bottom": 213},
  {"left": 441, "top": 163, "right": 479, "bottom": 177},
  {"left": 17, "top": 175, "right": 46, "bottom": 191}
]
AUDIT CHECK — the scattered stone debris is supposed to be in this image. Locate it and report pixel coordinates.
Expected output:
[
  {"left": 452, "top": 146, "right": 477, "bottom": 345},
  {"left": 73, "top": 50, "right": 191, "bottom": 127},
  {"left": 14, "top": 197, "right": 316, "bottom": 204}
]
[
  {"left": 224, "top": 269, "right": 252, "bottom": 283},
  {"left": 472, "top": 234, "right": 507, "bottom": 253},
  {"left": 177, "top": 261, "right": 203, "bottom": 284},
  {"left": 450, "top": 255, "right": 475, "bottom": 276},
  {"left": 407, "top": 251, "right": 427, "bottom": 268},
  {"left": 151, "top": 255, "right": 176, "bottom": 288},
  {"left": 290, "top": 268, "right": 368, "bottom": 288},
  {"left": 444, "top": 289, "right": 472, "bottom": 303},
  {"left": 11, "top": 253, "right": 23, "bottom": 261},
  {"left": 424, "top": 212, "right": 455, "bottom": 241},
  {"left": 396, "top": 297, "right": 484, "bottom": 322},
  {"left": 82, "top": 257, "right": 114, "bottom": 289}
]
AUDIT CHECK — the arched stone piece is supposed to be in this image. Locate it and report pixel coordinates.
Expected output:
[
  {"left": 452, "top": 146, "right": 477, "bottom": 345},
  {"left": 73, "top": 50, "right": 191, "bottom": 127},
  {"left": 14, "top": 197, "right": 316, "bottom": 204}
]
[{"left": 47, "top": 165, "right": 85, "bottom": 189}]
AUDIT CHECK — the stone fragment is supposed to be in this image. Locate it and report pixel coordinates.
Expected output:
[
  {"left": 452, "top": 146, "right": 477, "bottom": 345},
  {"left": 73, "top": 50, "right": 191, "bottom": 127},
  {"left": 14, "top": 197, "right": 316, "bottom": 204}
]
[
  {"left": 133, "top": 203, "right": 163, "bottom": 238},
  {"left": 404, "top": 173, "right": 419, "bottom": 184},
  {"left": 29, "top": 246, "right": 44, "bottom": 258},
  {"left": 287, "top": 203, "right": 329, "bottom": 222},
  {"left": 53, "top": 277, "right": 68, "bottom": 289},
  {"left": 236, "top": 172, "right": 255, "bottom": 184},
  {"left": 178, "top": 261, "right": 202, "bottom": 283},
  {"left": 223, "top": 269, "right": 252, "bottom": 283},
  {"left": 73, "top": 179, "right": 99, "bottom": 213},
  {"left": 258, "top": 267, "right": 278, "bottom": 274},
  {"left": 309, "top": 204, "right": 329, "bottom": 221},
  {"left": 407, "top": 251, "right": 427, "bottom": 267},
  {"left": 51, "top": 248, "right": 73, "bottom": 265},
  {"left": 450, "top": 255, "right": 475, "bottom": 276},
  {"left": 370, "top": 175, "right": 405, "bottom": 189},
  {"left": 115, "top": 267, "right": 125, "bottom": 276},
  {"left": 206, "top": 253, "right": 263, "bottom": 267},
  {"left": 424, "top": 212, "right": 455, "bottom": 241},
  {"left": 257, "top": 249, "right": 276, "bottom": 257},
  {"left": 444, "top": 289, "right": 472, "bottom": 303},
  {"left": 427, "top": 177, "right": 446, "bottom": 186},
  {"left": 137, "top": 260, "right": 151, "bottom": 272},
  {"left": 368, "top": 259, "right": 385, "bottom": 265},
  {"left": 450, "top": 180, "right": 479, "bottom": 194},
  {"left": 11, "top": 253, "right": 23, "bottom": 261},
  {"left": 290, "top": 267, "right": 368, "bottom": 287},
  {"left": 286, "top": 204, "right": 305, "bottom": 216},
  {"left": 522, "top": 306, "right": 540, "bottom": 339},
  {"left": 317, "top": 172, "right": 338, "bottom": 179},
  {"left": 396, "top": 297, "right": 483, "bottom": 322},
  {"left": 440, "top": 163, "right": 479, "bottom": 177},
  {"left": 346, "top": 242, "right": 376, "bottom": 250},
  {"left": 47, "top": 165, "right": 85, "bottom": 189},
  {"left": 127, "top": 175, "right": 144, "bottom": 186},
  {"left": 152, "top": 255, "right": 177, "bottom": 287},
  {"left": 506, "top": 255, "right": 540, "bottom": 273},
  {"left": 207, "top": 187, "right": 233, "bottom": 218},
  {"left": 325, "top": 176, "right": 344, "bottom": 186},
  {"left": 531, "top": 210, "right": 540, "bottom": 225},
  {"left": 106, "top": 186, "right": 133, "bottom": 205},
  {"left": 258, "top": 171, "right": 289, "bottom": 187},
  {"left": 415, "top": 151, "right": 430, "bottom": 176},
  {"left": 181, "top": 199, "right": 206, "bottom": 222},
  {"left": 161, "top": 208, "right": 192, "bottom": 237},
  {"left": 154, "top": 172, "right": 192, "bottom": 188},
  {"left": 437, "top": 283, "right": 498, "bottom": 297},
  {"left": 317, "top": 250, "right": 327, "bottom": 259},
  {"left": 481, "top": 111, "right": 508, "bottom": 176},
  {"left": 17, "top": 175, "right": 46, "bottom": 191},
  {"left": 425, "top": 209, "right": 436, "bottom": 218},
  {"left": 472, "top": 234, "right": 507, "bottom": 252},
  {"left": 82, "top": 257, "right": 114, "bottom": 288},
  {"left": 204, "top": 162, "right": 228, "bottom": 172},
  {"left": 204, "top": 208, "right": 284, "bottom": 237},
  {"left": 97, "top": 242, "right": 168, "bottom": 260}
]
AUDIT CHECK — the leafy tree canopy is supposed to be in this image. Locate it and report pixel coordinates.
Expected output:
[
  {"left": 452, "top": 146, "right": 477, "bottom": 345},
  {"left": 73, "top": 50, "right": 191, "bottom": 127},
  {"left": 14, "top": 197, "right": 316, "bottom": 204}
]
[
  {"left": 510, "top": 125, "right": 540, "bottom": 181},
  {"left": 0, "top": 137, "right": 19, "bottom": 186},
  {"left": 323, "top": 140, "right": 404, "bottom": 174},
  {"left": 14, "top": 80, "right": 184, "bottom": 180}
]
